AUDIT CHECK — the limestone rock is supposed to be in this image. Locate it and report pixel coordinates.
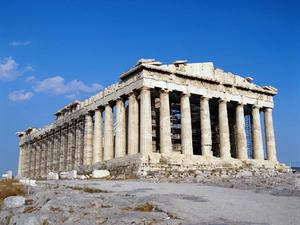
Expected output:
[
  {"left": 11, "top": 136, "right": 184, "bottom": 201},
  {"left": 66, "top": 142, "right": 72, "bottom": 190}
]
[
  {"left": 3, "top": 196, "right": 25, "bottom": 208},
  {"left": 47, "top": 172, "right": 59, "bottom": 180},
  {"left": 79, "top": 175, "right": 86, "bottom": 180},
  {"left": 92, "top": 170, "right": 110, "bottom": 178},
  {"left": 19, "top": 178, "right": 37, "bottom": 186},
  {"left": 59, "top": 170, "right": 77, "bottom": 180}
]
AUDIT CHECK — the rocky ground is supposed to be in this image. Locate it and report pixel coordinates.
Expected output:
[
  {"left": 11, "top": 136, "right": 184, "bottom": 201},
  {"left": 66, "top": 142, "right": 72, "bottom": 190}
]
[{"left": 0, "top": 173, "right": 299, "bottom": 225}]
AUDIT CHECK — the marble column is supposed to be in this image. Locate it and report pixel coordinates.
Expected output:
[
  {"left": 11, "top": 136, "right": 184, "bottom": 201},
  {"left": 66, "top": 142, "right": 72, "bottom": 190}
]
[
  {"left": 67, "top": 124, "right": 75, "bottom": 170},
  {"left": 83, "top": 113, "right": 93, "bottom": 165},
  {"left": 27, "top": 143, "right": 31, "bottom": 177},
  {"left": 48, "top": 134, "right": 54, "bottom": 173},
  {"left": 59, "top": 128, "right": 66, "bottom": 170},
  {"left": 140, "top": 87, "right": 153, "bottom": 155},
  {"left": 264, "top": 108, "right": 277, "bottom": 161},
  {"left": 236, "top": 103, "right": 248, "bottom": 160},
  {"left": 17, "top": 146, "right": 24, "bottom": 177},
  {"left": 32, "top": 143, "right": 37, "bottom": 178},
  {"left": 219, "top": 99, "right": 231, "bottom": 159},
  {"left": 93, "top": 109, "right": 103, "bottom": 163},
  {"left": 36, "top": 141, "right": 41, "bottom": 178},
  {"left": 53, "top": 130, "right": 60, "bottom": 171},
  {"left": 104, "top": 104, "right": 114, "bottom": 160},
  {"left": 200, "top": 96, "right": 212, "bottom": 157},
  {"left": 115, "top": 99, "right": 126, "bottom": 158},
  {"left": 26, "top": 147, "right": 34, "bottom": 178},
  {"left": 42, "top": 140, "right": 48, "bottom": 177},
  {"left": 251, "top": 106, "right": 264, "bottom": 160},
  {"left": 181, "top": 93, "right": 193, "bottom": 155},
  {"left": 159, "top": 89, "right": 172, "bottom": 154},
  {"left": 128, "top": 92, "right": 139, "bottom": 155},
  {"left": 75, "top": 120, "right": 83, "bottom": 166}
]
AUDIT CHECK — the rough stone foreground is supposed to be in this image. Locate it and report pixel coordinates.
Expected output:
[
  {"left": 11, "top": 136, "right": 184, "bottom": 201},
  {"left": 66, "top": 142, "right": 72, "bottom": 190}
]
[{"left": 1, "top": 175, "right": 300, "bottom": 225}]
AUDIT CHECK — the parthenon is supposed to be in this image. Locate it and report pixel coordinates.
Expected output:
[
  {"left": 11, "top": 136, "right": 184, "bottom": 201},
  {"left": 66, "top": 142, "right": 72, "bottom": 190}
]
[{"left": 17, "top": 59, "right": 279, "bottom": 179}]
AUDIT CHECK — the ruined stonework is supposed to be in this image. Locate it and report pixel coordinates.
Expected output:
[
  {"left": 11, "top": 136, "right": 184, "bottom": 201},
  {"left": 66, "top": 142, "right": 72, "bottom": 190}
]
[{"left": 17, "top": 59, "right": 287, "bottom": 179}]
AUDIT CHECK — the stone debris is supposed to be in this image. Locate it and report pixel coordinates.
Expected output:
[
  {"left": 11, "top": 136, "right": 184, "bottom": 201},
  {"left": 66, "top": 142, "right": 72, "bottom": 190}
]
[
  {"left": 47, "top": 172, "right": 59, "bottom": 180},
  {"left": 59, "top": 170, "right": 77, "bottom": 180},
  {"left": 19, "top": 178, "right": 36, "bottom": 186},
  {"left": 3, "top": 196, "right": 25, "bottom": 209},
  {"left": 92, "top": 170, "right": 110, "bottom": 179}
]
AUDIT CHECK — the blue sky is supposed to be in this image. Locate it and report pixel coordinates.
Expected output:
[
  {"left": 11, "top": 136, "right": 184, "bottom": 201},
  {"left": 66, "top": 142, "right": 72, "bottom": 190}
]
[{"left": 0, "top": 0, "right": 299, "bottom": 175}]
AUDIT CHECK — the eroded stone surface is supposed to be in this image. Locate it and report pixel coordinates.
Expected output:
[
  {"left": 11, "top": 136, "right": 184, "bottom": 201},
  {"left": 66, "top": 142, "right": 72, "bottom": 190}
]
[{"left": 0, "top": 177, "right": 299, "bottom": 225}]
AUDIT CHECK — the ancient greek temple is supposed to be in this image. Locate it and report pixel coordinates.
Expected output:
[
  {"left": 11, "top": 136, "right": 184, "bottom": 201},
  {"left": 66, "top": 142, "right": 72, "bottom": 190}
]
[{"left": 17, "top": 59, "right": 278, "bottom": 179}]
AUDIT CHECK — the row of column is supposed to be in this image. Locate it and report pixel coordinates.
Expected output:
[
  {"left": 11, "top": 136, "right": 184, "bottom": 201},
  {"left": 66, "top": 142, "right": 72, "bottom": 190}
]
[
  {"left": 19, "top": 86, "right": 277, "bottom": 178},
  {"left": 19, "top": 120, "right": 85, "bottom": 178},
  {"left": 83, "top": 87, "right": 277, "bottom": 166},
  {"left": 157, "top": 90, "right": 277, "bottom": 161},
  {"left": 83, "top": 89, "right": 141, "bottom": 165}
]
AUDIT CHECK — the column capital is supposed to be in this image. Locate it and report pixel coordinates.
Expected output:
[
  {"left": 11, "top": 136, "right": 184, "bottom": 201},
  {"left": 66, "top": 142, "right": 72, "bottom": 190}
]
[
  {"left": 95, "top": 107, "right": 103, "bottom": 112},
  {"left": 200, "top": 95, "right": 211, "bottom": 101},
  {"left": 264, "top": 107, "right": 273, "bottom": 112},
  {"left": 159, "top": 88, "right": 170, "bottom": 93},
  {"left": 237, "top": 102, "right": 245, "bottom": 106},
  {"left": 181, "top": 91, "right": 191, "bottom": 97},
  {"left": 140, "top": 86, "right": 151, "bottom": 92},
  {"left": 116, "top": 96, "right": 125, "bottom": 102},
  {"left": 104, "top": 101, "right": 114, "bottom": 107},
  {"left": 86, "top": 110, "right": 95, "bottom": 116},
  {"left": 128, "top": 90, "right": 137, "bottom": 96},
  {"left": 252, "top": 105, "right": 260, "bottom": 110},
  {"left": 218, "top": 98, "right": 228, "bottom": 103}
]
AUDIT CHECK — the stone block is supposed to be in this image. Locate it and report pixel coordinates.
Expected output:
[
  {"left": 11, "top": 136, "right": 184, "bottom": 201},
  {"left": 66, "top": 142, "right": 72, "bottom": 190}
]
[
  {"left": 92, "top": 170, "right": 110, "bottom": 178},
  {"left": 47, "top": 172, "right": 59, "bottom": 180},
  {"left": 19, "top": 178, "right": 36, "bottom": 186},
  {"left": 3, "top": 196, "right": 26, "bottom": 208},
  {"left": 60, "top": 170, "right": 77, "bottom": 179}
]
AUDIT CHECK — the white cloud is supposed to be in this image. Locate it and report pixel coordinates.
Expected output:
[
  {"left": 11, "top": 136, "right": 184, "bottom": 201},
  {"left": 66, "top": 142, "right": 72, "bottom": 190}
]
[
  {"left": 9, "top": 41, "right": 31, "bottom": 47},
  {"left": 34, "top": 76, "right": 102, "bottom": 98},
  {"left": 25, "top": 75, "right": 36, "bottom": 82},
  {"left": 8, "top": 90, "right": 33, "bottom": 102},
  {"left": 0, "top": 57, "right": 21, "bottom": 81},
  {"left": 23, "top": 65, "right": 34, "bottom": 73}
]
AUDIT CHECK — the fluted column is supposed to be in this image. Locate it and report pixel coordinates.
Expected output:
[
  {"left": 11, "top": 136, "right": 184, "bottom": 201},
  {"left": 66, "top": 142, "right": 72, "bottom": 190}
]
[
  {"left": 115, "top": 99, "right": 126, "bottom": 158},
  {"left": 75, "top": 120, "right": 84, "bottom": 166},
  {"left": 104, "top": 104, "right": 114, "bottom": 160},
  {"left": 59, "top": 128, "right": 66, "bottom": 170},
  {"left": 236, "top": 103, "right": 248, "bottom": 160},
  {"left": 32, "top": 144, "right": 37, "bottom": 178},
  {"left": 93, "top": 109, "right": 103, "bottom": 163},
  {"left": 25, "top": 144, "right": 30, "bottom": 177},
  {"left": 181, "top": 93, "right": 193, "bottom": 155},
  {"left": 26, "top": 148, "right": 34, "bottom": 177},
  {"left": 251, "top": 106, "right": 264, "bottom": 160},
  {"left": 17, "top": 146, "right": 24, "bottom": 177},
  {"left": 140, "top": 87, "right": 153, "bottom": 155},
  {"left": 67, "top": 124, "right": 75, "bottom": 170},
  {"left": 53, "top": 130, "right": 59, "bottom": 171},
  {"left": 219, "top": 99, "right": 231, "bottom": 159},
  {"left": 36, "top": 141, "right": 41, "bottom": 178},
  {"left": 200, "top": 96, "right": 212, "bottom": 157},
  {"left": 48, "top": 134, "right": 54, "bottom": 173},
  {"left": 159, "top": 89, "right": 172, "bottom": 154},
  {"left": 83, "top": 113, "right": 93, "bottom": 165},
  {"left": 128, "top": 92, "right": 139, "bottom": 155},
  {"left": 42, "top": 140, "right": 48, "bottom": 177},
  {"left": 264, "top": 108, "right": 277, "bottom": 161}
]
